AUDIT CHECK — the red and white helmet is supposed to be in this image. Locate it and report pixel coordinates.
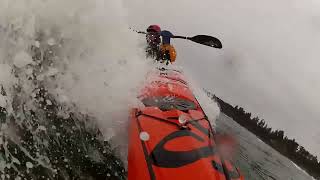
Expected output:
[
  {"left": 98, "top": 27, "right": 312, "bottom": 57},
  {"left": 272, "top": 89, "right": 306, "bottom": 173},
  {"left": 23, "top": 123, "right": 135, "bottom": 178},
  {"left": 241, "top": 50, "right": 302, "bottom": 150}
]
[{"left": 147, "top": 25, "right": 161, "bottom": 33}]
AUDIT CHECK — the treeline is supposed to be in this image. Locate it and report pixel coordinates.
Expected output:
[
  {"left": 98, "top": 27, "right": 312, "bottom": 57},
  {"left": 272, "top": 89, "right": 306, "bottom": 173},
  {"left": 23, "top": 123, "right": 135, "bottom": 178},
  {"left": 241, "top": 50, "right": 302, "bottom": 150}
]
[{"left": 206, "top": 92, "right": 320, "bottom": 179}]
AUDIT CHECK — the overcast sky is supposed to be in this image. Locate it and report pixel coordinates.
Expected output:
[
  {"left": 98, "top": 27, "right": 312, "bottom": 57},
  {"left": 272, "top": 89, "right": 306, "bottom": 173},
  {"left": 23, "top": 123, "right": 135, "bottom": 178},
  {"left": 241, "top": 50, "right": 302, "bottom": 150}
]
[{"left": 124, "top": 0, "right": 320, "bottom": 156}]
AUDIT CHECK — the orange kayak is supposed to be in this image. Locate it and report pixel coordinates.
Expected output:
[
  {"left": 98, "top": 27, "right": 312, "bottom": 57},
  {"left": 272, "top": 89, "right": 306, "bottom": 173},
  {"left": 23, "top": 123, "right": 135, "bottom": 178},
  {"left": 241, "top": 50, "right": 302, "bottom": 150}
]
[{"left": 128, "top": 67, "right": 244, "bottom": 180}]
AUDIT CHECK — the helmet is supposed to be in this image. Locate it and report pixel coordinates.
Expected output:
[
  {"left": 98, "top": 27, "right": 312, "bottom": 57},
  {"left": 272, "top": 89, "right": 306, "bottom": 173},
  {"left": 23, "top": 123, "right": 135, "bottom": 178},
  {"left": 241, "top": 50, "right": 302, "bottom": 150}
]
[{"left": 147, "top": 25, "right": 161, "bottom": 33}]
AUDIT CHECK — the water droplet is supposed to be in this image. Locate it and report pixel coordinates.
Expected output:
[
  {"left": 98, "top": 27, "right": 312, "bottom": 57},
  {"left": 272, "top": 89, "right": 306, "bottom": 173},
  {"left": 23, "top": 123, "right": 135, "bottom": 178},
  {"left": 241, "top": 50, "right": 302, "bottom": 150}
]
[
  {"left": 178, "top": 115, "right": 187, "bottom": 124},
  {"left": 47, "top": 38, "right": 56, "bottom": 46},
  {"left": 26, "top": 162, "right": 33, "bottom": 169},
  {"left": 38, "top": 126, "right": 46, "bottom": 131},
  {"left": 34, "top": 41, "right": 40, "bottom": 48},
  {"left": 139, "top": 132, "right": 150, "bottom": 141},
  {"left": 0, "top": 124, "right": 8, "bottom": 132},
  {"left": 46, "top": 99, "right": 52, "bottom": 105}
]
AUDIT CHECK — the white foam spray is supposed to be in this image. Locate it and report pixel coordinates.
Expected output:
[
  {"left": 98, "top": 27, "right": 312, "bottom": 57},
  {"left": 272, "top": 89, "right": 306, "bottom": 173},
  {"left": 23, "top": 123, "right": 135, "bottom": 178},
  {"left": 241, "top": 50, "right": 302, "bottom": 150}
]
[{"left": 0, "top": 0, "right": 152, "bottom": 165}]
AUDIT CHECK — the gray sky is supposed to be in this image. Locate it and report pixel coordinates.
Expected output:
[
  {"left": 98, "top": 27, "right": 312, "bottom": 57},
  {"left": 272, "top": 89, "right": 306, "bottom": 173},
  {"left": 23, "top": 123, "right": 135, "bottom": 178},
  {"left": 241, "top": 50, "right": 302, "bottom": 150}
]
[{"left": 124, "top": 0, "right": 320, "bottom": 157}]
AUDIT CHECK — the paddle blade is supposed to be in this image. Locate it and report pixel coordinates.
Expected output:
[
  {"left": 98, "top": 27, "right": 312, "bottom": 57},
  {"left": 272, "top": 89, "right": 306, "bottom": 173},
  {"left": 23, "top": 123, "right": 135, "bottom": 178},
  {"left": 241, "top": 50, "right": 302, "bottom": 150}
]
[{"left": 189, "top": 35, "right": 222, "bottom": 49}]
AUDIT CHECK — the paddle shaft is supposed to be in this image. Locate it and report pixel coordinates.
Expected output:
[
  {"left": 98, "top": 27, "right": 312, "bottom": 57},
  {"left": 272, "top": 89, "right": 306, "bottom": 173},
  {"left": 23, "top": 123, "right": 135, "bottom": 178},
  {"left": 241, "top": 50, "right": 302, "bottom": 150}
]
[{"left": 132, "top": 29, "right": 222, "bottom": 48}]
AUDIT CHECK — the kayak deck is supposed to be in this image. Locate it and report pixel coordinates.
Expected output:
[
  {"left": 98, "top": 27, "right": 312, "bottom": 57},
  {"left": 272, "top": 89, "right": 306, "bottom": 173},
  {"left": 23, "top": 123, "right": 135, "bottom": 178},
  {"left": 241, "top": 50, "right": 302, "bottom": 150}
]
[{"left": 128, "top": 67, "right": 244, "bottom": 180}]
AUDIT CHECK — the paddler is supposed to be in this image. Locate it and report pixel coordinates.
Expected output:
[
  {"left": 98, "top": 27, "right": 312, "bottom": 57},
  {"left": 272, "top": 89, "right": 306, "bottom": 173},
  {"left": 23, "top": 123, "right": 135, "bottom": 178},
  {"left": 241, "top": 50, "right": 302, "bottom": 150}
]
[{"left": 142, "top": 25, "right": 177, "bottom": 65}]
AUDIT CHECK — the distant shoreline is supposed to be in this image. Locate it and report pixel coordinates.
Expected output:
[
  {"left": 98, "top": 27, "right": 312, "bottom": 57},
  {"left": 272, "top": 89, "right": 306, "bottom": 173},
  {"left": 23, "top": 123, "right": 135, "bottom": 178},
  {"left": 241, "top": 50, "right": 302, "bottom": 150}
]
[{"left": 206, "top": 91, "right": 320, "bottom": 180}]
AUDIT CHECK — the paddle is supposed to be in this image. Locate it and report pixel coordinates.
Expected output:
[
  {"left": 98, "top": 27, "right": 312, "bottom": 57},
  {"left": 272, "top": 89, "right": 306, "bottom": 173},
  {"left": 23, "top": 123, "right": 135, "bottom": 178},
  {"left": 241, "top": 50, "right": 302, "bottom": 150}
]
[
  {"left": 173, "top": 35, "right": 222, "bottom": 49},
  {"left": 130, "top": 28, "right": 222, "bottom": 49}
]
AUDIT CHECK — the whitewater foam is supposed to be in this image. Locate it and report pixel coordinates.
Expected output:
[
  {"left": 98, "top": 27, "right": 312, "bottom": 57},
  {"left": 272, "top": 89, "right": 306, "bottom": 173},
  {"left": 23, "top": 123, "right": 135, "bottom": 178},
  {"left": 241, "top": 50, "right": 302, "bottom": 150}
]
[
  {"left": 0, "top": 0, "right": 151, "bottom": 129},
  {"left": 0, "top": 1, "right": 153, "bottom": 171}
]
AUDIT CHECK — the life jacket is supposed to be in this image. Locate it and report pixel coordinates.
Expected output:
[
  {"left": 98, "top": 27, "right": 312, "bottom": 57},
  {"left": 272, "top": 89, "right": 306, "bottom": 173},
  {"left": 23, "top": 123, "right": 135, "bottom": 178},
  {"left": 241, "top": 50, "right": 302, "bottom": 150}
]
[{"left": 160, "top": 44, "right": 177, "bottom": 63}]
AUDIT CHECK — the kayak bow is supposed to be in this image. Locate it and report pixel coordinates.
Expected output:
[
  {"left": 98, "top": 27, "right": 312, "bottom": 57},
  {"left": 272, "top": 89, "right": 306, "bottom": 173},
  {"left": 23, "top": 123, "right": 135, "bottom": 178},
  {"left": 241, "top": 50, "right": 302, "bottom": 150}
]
[{"left": 128, "top": 67, "right": 244, "bottom": 180}]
